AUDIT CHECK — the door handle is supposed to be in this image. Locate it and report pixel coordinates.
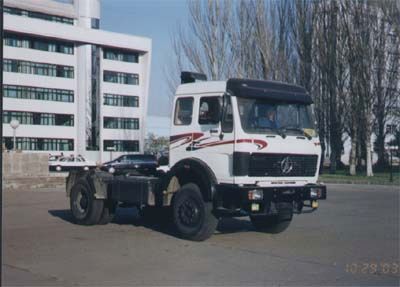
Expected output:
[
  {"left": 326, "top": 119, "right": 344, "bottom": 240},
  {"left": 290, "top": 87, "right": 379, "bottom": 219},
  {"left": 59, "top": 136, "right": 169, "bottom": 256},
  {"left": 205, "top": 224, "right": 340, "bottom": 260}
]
[{"left": 210, "top": 129, "right": 219, "bottom": 134}]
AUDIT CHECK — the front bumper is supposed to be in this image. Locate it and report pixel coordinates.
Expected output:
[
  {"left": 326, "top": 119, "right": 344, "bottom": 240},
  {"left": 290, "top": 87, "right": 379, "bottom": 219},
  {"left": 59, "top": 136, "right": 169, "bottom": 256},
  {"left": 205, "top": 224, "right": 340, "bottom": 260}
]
[{"left": 214, "top": 183, "right": 327, "bottom": 216}]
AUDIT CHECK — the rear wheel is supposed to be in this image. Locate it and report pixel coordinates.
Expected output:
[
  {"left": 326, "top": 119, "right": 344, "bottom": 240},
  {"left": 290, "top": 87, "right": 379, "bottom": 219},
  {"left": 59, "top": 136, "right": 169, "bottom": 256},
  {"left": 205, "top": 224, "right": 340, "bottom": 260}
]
[
  {"left": 172, "top": 183, "right": 218, "bottom": 241},
  {"left": 70, "top": 179, "right": 104, "bottom": 225}
]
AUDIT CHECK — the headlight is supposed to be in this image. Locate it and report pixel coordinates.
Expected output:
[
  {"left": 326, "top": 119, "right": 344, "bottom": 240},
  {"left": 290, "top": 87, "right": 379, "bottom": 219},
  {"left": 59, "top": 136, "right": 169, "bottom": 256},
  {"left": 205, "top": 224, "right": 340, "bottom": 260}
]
[
  {"left": 248, "top": 189, "right": 263, "bottom": 200},
  {"left": 108, "top": 167, "right": 115, "bottom": 174}
]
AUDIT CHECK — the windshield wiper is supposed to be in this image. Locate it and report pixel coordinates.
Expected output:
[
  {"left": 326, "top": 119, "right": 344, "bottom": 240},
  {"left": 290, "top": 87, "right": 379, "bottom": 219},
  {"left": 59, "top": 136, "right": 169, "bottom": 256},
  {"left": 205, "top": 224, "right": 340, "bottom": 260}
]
[
  {"left": 275, "top": 127, "right": 287, "bottom": 139},
  {"left": 279, "top": 126, "right": 312, "bottom": 140}
]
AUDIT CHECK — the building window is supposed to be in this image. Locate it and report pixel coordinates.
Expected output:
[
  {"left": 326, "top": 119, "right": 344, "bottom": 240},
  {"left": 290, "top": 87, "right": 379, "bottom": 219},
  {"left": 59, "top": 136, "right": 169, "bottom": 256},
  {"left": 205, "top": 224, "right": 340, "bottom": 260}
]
[
  {"left": 3, "top": 111, "right": 74, "bottom": 127},
  {"left": 3, "top": 111, "right": 33, "bottom": 125},
  {"left": 37, "top": 113, "right": 55, "bottom": 125},
  {"left": 3, "top": 137, "right": 74, "bottom": 151},
  {"left": 103, "top": 48, "right": 139, "bottom": 63},
  {"left": 4, "top": 59, "right": 74, "bottom": 78},
  {"left": 3, "top": 85, "right": 74, "bottom": 102},
  {"left": 4, "top": 6, "right": 74, "bottom": 25},
  {"left": 103, "top": 94, "right": 139, "bottom": 107},
  {"left": 103, "top": 71, "right": 139, "bottom": 85},
  {"left": 4, "top": 33, "right": 74, "bottom": 54},
  {"left": 103, "top": 140, "right": 139, "bottom": 152},
  {"left": 103, "top": 117, "right": 139, "bottom": 130}
]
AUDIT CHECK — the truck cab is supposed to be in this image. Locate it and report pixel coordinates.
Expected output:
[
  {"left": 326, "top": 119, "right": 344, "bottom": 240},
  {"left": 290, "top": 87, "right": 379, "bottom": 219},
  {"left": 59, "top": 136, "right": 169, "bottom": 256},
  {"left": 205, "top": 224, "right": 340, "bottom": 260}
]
[
  {"left": 170, "top": 77, "right": 321, "bottom": 186},
  {"left": 165, "top": 73, "right": 326, "bottom": 238},
  {"left": 66, "top": 72, "right": 326, "bottom": 241}
]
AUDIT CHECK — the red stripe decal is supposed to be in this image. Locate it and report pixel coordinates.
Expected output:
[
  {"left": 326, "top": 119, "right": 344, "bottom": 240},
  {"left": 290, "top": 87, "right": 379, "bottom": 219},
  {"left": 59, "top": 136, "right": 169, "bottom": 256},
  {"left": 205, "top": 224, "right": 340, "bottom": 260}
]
[
  {"left": 193, "top": 138, "right": 267, "bottom": 150},
  {"left": 253, "top": 139, "right": 268, "bottom": 150},
  {"left": 170, "top": 133, "right": 204, "bottom": 144},
  {"left": 170, "top": 133, "right": 268, "bottom": 150}
]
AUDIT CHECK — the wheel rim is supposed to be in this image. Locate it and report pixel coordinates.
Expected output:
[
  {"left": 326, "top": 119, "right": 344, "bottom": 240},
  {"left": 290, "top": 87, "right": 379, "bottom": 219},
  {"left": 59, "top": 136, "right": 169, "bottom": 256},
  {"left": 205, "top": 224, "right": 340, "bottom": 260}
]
[
  {"left": 178, "top": 198, "right": 201, "bottom": 228},
  {"left": 74, "top": 188, "right": 89, "bottom": 217}
]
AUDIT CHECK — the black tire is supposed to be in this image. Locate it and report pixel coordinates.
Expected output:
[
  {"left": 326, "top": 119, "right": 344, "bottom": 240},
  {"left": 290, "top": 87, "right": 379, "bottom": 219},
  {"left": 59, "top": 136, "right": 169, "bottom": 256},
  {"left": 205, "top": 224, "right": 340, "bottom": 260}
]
[
  {"left": 70, "top": 179, "right": 104, "bottom": 225},
  {"left": 98, "top": 199, "right": 117, "bottom": 225},
  {"left": 172, "top": 183, "right": 218, "bottom": 241},
  {"left": 250, "top": 215, "right": 291, "bottom": 233}
]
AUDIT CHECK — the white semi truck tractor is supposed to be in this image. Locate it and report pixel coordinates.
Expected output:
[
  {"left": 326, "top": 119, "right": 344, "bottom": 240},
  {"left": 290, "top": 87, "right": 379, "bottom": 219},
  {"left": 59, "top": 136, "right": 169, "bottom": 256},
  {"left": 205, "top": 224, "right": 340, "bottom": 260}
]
[{"left": 66, "top": 72, "right": 327, "bottom": 241}]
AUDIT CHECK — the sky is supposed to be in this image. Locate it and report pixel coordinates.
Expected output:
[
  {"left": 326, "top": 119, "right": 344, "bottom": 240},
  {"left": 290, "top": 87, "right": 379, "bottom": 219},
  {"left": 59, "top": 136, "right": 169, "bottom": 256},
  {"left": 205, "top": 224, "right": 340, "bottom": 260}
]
[{"left": 100, "top": 0, "right": 188, "bottom": 118}]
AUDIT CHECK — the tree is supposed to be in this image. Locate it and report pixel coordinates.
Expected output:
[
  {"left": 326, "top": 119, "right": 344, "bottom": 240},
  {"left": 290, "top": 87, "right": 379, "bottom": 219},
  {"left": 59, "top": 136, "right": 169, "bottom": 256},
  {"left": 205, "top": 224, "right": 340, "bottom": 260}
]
[
  {"left": 145, "top": 133, "right": 169, "bottom": 155},
  {"left": 313, "top": 0, "right": 346, "bottom": 173},
  {"left": 173, "top": 0, "right": 233, "bottom": 81},
  {"left": 372, "top": 1, "right": 400, "bottom": 170},
  {"left": 169, "top": 0, "right": 400, "bottom": 177}
]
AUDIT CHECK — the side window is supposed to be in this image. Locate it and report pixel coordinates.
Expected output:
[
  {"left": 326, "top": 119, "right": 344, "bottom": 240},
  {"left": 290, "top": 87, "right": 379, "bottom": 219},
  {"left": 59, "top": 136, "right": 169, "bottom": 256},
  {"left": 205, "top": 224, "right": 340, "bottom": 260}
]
[
  {"left": 174, "top": 97, "right": 193, "bottom": 126},
  {"left": 198, "top": 96, "right": 221, "bottom": 125},
  {"left": 221, "top": 96, "right": 233, "bottom": 133}
]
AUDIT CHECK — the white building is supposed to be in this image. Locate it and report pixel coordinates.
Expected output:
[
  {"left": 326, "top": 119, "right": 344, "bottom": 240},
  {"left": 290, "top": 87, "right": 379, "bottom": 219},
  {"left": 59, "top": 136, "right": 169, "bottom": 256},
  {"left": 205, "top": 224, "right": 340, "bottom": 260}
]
[{"left": 3, "top": 0, "right": 152, "bottom": 162}]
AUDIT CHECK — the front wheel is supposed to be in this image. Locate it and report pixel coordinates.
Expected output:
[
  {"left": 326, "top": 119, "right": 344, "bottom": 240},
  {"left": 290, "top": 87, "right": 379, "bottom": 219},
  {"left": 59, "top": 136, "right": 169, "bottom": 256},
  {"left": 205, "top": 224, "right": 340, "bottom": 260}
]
[
  {"left": 172, "top": 183, "right": 218, "bottom": 241},
  {"left": 70, "top": 179, "right": 104, "bottom": 225}
]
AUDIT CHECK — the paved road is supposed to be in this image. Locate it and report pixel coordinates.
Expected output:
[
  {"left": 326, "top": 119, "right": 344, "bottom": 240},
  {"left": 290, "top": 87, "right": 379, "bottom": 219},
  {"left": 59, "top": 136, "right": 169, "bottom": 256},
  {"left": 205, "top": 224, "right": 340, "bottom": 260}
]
[{"left": 3, "top": 184, "right": 399, "bottom": 286}]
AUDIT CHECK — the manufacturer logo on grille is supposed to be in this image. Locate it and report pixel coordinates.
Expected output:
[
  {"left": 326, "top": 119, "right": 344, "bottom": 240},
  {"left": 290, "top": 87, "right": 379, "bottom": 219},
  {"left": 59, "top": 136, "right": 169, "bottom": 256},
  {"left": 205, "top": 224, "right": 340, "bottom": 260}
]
[{"left": 280, "top": 156, "right": 293, "bottom": 175}]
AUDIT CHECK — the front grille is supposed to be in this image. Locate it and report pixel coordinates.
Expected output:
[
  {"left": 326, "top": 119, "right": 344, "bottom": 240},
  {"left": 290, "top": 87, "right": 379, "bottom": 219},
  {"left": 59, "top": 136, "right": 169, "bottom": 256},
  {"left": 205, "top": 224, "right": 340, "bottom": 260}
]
[{"left": 248, "top": 153, "right": 318, "bottom": 177}]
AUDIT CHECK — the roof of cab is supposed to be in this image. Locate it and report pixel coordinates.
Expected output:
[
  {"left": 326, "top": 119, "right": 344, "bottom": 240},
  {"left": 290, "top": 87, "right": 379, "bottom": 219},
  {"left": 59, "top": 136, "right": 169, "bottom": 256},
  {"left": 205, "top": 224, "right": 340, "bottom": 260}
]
[
  {"left": 227, "top": 78, "right": 312, "bottom": 104},
  {"left": 175, "top": 78, "right": 312, "bottom": 104},
  {"left": 176, "top": 81, "right": 227, "bottom": 96}
]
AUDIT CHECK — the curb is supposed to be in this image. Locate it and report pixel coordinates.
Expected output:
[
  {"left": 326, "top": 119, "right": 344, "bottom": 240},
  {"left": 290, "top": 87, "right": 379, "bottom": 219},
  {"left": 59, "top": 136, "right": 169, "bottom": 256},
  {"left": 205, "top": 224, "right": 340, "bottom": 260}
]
[{"left": 318, "top": 179, "right": 399, "bottom": 186}]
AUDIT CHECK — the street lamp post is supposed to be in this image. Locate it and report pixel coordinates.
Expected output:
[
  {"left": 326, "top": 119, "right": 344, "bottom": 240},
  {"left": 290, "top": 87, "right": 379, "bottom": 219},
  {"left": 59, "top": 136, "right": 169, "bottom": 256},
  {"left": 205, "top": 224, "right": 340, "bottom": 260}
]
[{"left": 10, "top": 119, "right": 20, "bottom": 151}]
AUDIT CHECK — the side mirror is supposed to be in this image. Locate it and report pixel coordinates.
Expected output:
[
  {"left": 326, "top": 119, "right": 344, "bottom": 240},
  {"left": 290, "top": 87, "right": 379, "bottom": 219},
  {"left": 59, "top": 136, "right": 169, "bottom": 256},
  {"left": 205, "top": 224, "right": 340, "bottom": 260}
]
[{"left": 219, "top": 94, "right": 228, "bottom": 123}]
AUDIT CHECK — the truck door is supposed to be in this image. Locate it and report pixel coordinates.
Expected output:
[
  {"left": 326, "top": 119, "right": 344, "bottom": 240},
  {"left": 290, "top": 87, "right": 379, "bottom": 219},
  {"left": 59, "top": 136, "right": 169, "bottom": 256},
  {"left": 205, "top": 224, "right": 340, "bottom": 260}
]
[
  {"left": 192, "top": 95, "right": 234, "bottom": 184},
  {"left": 169, "top": 97, "right": 195, "bottom": 166}
]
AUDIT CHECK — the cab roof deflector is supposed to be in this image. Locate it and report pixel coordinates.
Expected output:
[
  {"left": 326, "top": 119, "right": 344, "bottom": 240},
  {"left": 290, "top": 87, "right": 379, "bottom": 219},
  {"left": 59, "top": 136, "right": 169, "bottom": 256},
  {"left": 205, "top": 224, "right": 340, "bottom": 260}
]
[{"left": 226, "top": 78, "right": 313, "bottom": 104}]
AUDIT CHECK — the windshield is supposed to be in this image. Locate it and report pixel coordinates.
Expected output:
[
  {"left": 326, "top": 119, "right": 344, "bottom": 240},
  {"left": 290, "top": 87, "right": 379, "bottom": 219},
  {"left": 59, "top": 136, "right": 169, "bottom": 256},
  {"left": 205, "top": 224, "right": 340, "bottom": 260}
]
[{"left": 237, "top": 97, "right": 317, "bottom": 137}]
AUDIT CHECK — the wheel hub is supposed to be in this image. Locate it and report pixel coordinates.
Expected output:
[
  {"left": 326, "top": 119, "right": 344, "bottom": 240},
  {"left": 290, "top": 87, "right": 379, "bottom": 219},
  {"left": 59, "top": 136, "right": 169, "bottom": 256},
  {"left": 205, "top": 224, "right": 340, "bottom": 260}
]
[
  {"left": 178, "top": 199, "right": 200, "bottom": 227},
  {"left": 76, "top": 190, "right": 89, "bottom": 214}
]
